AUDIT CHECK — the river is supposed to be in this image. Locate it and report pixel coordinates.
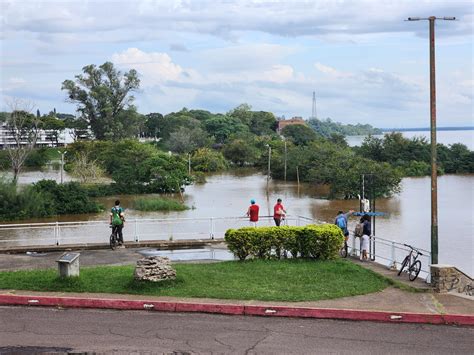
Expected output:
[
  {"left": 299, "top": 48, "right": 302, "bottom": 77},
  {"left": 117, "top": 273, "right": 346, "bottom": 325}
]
[{"left": 1, "top": 167, "right": 472, "bottom": 276}]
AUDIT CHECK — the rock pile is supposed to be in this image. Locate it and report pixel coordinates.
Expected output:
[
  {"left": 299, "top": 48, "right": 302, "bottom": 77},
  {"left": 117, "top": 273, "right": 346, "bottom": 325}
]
[{"left": 134, "top": 256, "right": 176, "bottom": 282}]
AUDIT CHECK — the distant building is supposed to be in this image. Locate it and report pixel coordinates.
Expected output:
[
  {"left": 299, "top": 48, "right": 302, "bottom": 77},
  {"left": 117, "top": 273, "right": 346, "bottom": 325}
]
[
  {"left": 0, "top": 122, "right": 77, "bottom": 149},
  {"left": 277, "top": 116, "right": 306, "bottom": 134}
]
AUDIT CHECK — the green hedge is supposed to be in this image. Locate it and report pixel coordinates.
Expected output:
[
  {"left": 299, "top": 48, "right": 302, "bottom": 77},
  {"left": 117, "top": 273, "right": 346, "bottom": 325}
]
[{"left": 224, "top": 224, "right": 344, "bottom": 261}]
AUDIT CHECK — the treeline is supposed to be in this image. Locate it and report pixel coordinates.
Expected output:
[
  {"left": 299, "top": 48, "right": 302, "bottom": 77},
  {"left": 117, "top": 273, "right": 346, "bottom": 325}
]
[
  {"left": 308, "top": 118, "right": 382, "bottom": 137},
  {"left": 354, "top": 133, "right": 473, "bottom": 176}
]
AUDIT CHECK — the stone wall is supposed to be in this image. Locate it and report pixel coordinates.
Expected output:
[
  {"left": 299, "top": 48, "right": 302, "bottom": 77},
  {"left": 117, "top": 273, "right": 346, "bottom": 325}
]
[{"left": 430, "top": 264, "right": 473, "bottom": 296}]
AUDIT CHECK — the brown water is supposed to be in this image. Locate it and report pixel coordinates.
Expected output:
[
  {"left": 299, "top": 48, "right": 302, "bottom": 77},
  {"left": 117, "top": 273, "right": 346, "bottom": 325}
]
[{"left": 1, "top": 168, "right": 473, "bottom": 276}]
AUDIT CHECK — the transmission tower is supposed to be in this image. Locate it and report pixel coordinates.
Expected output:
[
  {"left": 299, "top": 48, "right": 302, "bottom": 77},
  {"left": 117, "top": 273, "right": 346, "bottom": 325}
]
[{"left": 311, "top": 91, "right": 317, "bottom": 119}]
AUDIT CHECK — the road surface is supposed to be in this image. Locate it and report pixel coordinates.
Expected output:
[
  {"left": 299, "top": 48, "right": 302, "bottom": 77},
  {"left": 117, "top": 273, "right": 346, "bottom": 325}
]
[{"left": 0, "top": 306, "right": 472, "bottom": 354}]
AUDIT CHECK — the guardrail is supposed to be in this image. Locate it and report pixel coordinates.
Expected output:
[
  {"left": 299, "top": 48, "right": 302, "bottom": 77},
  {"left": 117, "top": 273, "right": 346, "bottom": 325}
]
[
  {"left": 0, "top": 215, "right": 322, "bottom": 247},
  {"left": 0, "top": 214, "right": 431, "bottom": 281},
  {"left": 347, "top": 233, "right": 431, "bottom": 282}
]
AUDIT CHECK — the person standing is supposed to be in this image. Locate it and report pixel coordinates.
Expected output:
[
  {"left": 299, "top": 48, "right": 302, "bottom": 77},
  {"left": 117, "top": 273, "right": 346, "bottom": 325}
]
[
  {"left": 110, "top": 200, "right": 125, "bottom": 246},
  {"left": 246, "top": 199, "right": 259, "bottom": 227},
  {"left": 360, "top": 214, "right": 371, "bottom": 261},
  {"left": 273, "top": 198, "right": 286, "bottom": 226},
  {"left": 334, "top": 210, "right": 354, "bottom": 240}
]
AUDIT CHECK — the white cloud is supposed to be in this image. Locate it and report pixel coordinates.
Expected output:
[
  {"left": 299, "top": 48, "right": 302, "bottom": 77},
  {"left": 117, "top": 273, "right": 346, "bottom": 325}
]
[{"left": 111, "top": 48, "right": 187, "bottom": 84}]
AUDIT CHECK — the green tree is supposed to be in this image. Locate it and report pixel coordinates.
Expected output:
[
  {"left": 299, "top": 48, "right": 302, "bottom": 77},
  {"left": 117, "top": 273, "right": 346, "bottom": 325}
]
[
  {"left": 41, "top": 114, "right": 66, "bottom": 146},
  {"left": 250, "top": 111, "right": 277, "bottom": 136},
  {"left": 204, "top": 115, "right": 249, "bottom": 143},
  {"left": 223, "top": 139, "right": 261, "bottom": 166},
  {"left": 281, "top": 124, "right": 319, "bottom": 145},
  {"left": 61, "top": 62, "right": 140, "bottom": 140},
  {"left": 168, "top": 126, "right": 211, "bottom": 153},
  {"left": 191, "top": 148, "right": 228, "bottom": 172}
]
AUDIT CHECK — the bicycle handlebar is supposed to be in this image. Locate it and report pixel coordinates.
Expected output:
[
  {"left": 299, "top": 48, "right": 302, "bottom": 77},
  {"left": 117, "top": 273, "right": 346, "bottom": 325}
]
[{"left": 403, "top": 243, "right": 423, "bottom": 255}]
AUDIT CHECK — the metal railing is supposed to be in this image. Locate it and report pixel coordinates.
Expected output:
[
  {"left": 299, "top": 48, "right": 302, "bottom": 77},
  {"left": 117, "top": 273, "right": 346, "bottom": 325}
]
[
  {"left": 0, "top": 214, "right": 431, "bottom": 281},
  {"left": 0, "top": 215, "right": 322, "bottom": 247},
  {"left": 347, "top": 233, "right": 431, "bottom": 282}
]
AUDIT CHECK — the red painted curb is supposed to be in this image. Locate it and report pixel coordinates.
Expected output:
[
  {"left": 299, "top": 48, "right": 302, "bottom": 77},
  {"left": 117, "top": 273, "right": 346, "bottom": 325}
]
[{"left": 0, "top": 294, "right": 472, "bottom": 326}]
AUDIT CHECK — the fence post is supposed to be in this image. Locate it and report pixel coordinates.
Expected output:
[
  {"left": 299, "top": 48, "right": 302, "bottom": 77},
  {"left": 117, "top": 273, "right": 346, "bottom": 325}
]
[
  {"left": 134, "top": 219, "right": 139, "bottom": 242},
  {"left": 389, "top": 241, "right": 397, "bottom": 270},
  {"left": 55, "top": 222, "right": 60, "bottom": 246},
  {"left": 297, "top": 216, "right": 301, "bottom": 226},
  {"left": 210, "top": 218, "right": 214, "bottom": 239},
  {"left": 351, "top": 235, "right": 357, "bottom": 257}
]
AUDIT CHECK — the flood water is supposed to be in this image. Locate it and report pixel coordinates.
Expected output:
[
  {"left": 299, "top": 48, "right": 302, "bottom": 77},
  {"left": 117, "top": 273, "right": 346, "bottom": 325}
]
[{"left": 1, "top": 168, "right": 473, "bottom": 276}]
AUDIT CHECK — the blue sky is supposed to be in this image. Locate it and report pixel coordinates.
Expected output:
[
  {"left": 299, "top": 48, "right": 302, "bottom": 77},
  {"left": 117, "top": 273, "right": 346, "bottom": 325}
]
[{"left": 1, "top": 0, "right": 472, "bottom": 128}]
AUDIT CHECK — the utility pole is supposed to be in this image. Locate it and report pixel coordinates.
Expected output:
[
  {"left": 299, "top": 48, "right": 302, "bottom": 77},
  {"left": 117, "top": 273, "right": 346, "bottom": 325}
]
[
  {"left": 406, "top": 16, "right": 455, "bottom": 265},
  {"left": 58, "top": 150, "right": 67, "bottom": 184},
  {"left": 266, "top": 145, "right": 271, "bottom": 191},
  {"left": 284, "top": 139, "right": 287, "bottom": 182}
]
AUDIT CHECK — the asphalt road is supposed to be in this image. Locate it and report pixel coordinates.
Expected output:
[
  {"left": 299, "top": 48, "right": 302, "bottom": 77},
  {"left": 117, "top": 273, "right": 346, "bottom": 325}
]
[{"left": 0, "top": 306, "right": 472, "bottom": 354}]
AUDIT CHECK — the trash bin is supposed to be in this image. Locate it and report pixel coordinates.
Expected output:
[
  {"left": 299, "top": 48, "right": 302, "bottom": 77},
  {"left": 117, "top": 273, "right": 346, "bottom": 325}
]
[{"left": 57, "top": 252, "right": 80, "bottom": 277}]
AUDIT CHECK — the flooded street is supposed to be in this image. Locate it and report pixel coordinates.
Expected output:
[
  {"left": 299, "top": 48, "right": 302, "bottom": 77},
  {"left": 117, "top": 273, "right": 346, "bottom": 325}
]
[{"left": 1, "top": 168, "right": 473, "bottom": 276}]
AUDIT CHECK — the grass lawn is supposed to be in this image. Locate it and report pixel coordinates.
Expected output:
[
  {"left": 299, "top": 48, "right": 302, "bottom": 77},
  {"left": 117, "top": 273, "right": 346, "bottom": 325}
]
[{"left": 0, "top": 259, "right": 391, "bottom": 302}]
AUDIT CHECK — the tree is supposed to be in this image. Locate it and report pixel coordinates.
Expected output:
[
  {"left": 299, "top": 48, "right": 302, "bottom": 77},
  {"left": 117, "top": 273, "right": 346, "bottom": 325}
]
[
  {"left": 41, "top": 115, "right": 66, "bottom": 146},
  {"left": 70, "top": 152, "right": 106, "bottom": 183},
  {"left": 4, "top": 100, "right": 40, "bottom": 182},
  {"left": 204, "top": 115, "right": 249, "bottom": 143},
  {"left": 168, "top": 126, "right": 211, "bottom": 154},
  {"left": 61, "top": 62, "right": 140, "bottom": 140},
  {"left": 250, "top": 111, "right": 277, "bottom": 136},
  {"left": 143, "top": 113, "right": 164, "bottom": 138},
  {"left": 281, "top": 124, "right": 319, "bottom": 145},
  {"left": 64, "top": 117, "right": 91, "bottom": 141}
]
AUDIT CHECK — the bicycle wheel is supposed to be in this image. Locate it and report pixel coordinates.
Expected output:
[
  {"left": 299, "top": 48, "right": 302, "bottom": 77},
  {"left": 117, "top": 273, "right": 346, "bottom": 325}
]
[
  {"left": 408, "top": 260, "right": 421, "bottom": 281},
  {"left": 110, "top": 233, "right": 117, "bottom": 250},
  {"left": 339, "top": 246, "right": 347, "bottom": 258},
  {"left": 397, "top": 256, "right": 409, "bottom": 276}
]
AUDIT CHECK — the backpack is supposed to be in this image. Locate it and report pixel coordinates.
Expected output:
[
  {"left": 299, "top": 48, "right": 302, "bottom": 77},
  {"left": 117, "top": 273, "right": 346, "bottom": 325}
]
[
  {"left": 354, "top": 222, "right": 364, "bottom": 237},
  {"left": 335, "top": 216, "right": 347, "bottom": 231},
  {"left": 111, "top": 207, "right": 123, "bottom": 226}
]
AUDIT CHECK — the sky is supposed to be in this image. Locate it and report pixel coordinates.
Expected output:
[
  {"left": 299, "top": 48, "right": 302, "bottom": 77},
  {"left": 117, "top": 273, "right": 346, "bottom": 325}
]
[{"left": 0, "top": 0, "right": 473, "bottom": 128}]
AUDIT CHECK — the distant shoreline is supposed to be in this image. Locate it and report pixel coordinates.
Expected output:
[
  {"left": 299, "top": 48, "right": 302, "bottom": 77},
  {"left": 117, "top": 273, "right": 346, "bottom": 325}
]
[{"left": 380, "top": 127, "right": 474, "bottom": 132}]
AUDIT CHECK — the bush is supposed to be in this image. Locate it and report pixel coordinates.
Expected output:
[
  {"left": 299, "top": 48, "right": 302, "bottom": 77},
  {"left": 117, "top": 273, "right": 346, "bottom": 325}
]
[
  {"left": 191, "top": 148, "right": 228, "bottom": 172},
  {"left": 32, "top": 180, "right": 103, "bottom": 215},
  {"left": 225, "top": 224, "right": 344, "bottom": 261},
  {"left": 133, "top": 198, "right": 189, "bottom": 211}
]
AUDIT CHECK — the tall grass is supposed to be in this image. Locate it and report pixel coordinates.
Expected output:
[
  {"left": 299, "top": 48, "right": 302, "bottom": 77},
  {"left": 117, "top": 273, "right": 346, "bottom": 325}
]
[{"left": 133, "top": 198, "right": 189, "bottom": 212}]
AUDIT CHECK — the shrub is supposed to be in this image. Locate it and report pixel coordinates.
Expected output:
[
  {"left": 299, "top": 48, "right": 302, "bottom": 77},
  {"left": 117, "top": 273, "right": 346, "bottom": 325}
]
[
  {"left": 133, "top": 198, "right": 189, "bottom": 211},
  {"left": 225, "top": 224, "right": 344, "bottom": 261},
  {"left": 191, "top": 148, "right": 228, "bottom": 172}
]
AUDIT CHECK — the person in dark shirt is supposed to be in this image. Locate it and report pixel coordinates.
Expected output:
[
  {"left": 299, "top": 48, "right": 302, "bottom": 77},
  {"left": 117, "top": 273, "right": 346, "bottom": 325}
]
[{"left": 360, "top": 214, "right": 371, "bottom": 261}]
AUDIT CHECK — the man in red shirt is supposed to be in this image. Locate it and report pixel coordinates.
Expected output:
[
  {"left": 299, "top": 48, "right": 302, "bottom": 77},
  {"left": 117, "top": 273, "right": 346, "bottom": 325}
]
[
  {"left": 273, "top": 198, "right": 286, "bottom": 226},
  {"left": 246, "top": 199, "right": 259, "bottom": 227}
]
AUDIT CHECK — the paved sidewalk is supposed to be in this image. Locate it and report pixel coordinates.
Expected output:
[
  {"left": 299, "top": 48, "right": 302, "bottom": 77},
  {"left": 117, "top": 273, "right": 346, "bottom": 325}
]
[{"left": 0, "top": 247, "right": 472, "bottom": 326}]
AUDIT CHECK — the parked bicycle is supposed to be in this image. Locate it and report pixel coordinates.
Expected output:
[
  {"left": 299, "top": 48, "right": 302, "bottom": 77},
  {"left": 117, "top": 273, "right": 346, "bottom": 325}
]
[
  {"left": 109, "top": 225, "right": 119, "bottom": 250},
  {"left": 397, "top": 244, "right": 423, "bottom": 281}
]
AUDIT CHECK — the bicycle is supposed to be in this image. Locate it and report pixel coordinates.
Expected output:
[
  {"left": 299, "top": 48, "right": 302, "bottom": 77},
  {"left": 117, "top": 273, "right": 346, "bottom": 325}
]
[
  {"left": 339, "top": 240, "right": 348, "bottom": 258},
  {"left": 109, "top": 225, "right": 119, "bottom": 250},
  {"left": 397, "top": 244, "right": 423, "bottom": 281}
]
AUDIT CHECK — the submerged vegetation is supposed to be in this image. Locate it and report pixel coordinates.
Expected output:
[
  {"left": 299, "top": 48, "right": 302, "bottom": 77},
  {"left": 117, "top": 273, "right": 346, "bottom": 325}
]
[{"left": 133, "top": 198, "right": 189, "bottom": 212}]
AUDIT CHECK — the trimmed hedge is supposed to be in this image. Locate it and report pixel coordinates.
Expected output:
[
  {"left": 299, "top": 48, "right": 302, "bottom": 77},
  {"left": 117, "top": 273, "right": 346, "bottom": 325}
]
[{"left": 224, "top": 224, "right": 344, "bottom": 261}]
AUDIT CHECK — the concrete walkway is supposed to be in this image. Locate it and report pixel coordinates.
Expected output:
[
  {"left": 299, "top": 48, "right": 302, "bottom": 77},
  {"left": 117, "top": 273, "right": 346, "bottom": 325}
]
[{"left": 0, "top": 246, "right": 472, "bottom": 326}]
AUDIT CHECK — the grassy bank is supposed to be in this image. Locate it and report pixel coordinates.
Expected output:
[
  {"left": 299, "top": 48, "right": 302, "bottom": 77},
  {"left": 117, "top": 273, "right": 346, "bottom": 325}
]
[
  {"left": 0, "top": 259, "right": 389, "bottom": 301},
  {"left": 132, "top": 198, "right": 189, "bottom": 211}
]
